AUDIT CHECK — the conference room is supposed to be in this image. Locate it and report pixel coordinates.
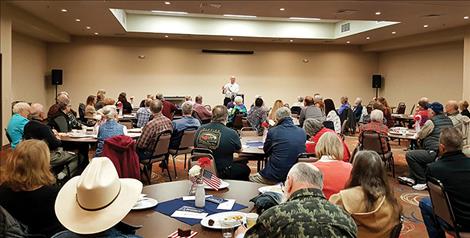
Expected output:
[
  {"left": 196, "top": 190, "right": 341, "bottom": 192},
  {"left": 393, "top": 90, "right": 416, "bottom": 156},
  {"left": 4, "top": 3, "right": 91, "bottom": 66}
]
[{"left": 1, "top": 1, "right": 470, "bottom": 237}]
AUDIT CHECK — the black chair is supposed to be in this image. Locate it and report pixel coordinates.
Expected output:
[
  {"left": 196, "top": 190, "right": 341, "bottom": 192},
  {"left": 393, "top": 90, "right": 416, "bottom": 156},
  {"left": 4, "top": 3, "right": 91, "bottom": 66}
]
[
  {"left": 358, "top": 130, "right": 396, "bottom": 177},
  {"left": 322, "top": 121, "right": 335, "bottom": 131},
  {"left": 139, "top": 130, "right": 172, "bottom": 184},
  {"left": 53, "top": 115, "right": 70, "bottom": 133},
  {"left": 389, "top": 215, "right": 404, "bottom": 238},
  {"left": 396, "top": 102, "right": 406, "bottom": 114},
  {"left": 427, "top": 177, "right": 470, "bottom": 238},
  {"left": 169, "top": 127, "right": 198, "bottom": 177},
  {"left": 78, "top": 103, "right": 86, "bottom": 123},
  {"left": 290, "top": 106, "right": 302, "bottom": 115}
]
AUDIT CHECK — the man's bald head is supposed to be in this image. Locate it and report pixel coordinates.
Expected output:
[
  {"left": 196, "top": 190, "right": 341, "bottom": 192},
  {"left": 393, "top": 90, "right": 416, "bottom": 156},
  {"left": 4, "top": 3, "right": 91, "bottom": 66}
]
[
  {"left": 30, "top": 103, "right": 46, "bottom": 120},
  {"left": 304, "top": 96, "right": 315, "bottom": 106}
]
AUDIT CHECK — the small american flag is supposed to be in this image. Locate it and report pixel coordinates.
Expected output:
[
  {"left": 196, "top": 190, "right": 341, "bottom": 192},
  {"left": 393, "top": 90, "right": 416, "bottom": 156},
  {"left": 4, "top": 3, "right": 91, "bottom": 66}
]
[{"left": 202, "top": 169, "right": 221, "bottom": 190}]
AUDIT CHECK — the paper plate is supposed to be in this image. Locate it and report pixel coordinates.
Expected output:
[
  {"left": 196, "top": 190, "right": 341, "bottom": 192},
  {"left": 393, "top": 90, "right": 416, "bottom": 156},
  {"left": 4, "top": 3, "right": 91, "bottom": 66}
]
[
  {"left": 132, "top": 197, "right": 158, "bottom": 210},
  {"left": 200, "top": 211, "right": 246, "bottom": 229},
  {"left": 204, "top": 180, "right": 229, "bottom": 190}
]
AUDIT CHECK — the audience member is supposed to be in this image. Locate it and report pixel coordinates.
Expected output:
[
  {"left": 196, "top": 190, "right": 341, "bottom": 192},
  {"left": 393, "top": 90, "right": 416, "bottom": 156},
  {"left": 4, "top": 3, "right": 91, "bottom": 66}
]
[
  {"left": 268, "top": 99, "right": 284, "bottom": 123},
  {"left": 292, "top": 96, "right": 304, "bottom": 107},
  {"left": 136, "top": 98, "right": 152, "bottom": 128},
  {"left": 338, "top": 96, "right": 350, "bottom": 115},
  {"left": 94, "top": 89, "right": 106, "bottom": 110},
  {"left": 299, "top": 96, "right": 325, "bottom": 126},
  {"left": 170, "top": 101, "right": 201, "bottom": 149},
  {"left": 402, "top": 102, "right": 453, "bottom": 190},
  {"left": 459, "top": 100, "right": 470, "bottom": 118},
  {"left": 117, "top": 92, "right": 133, "bottom": 114},
  {"left": 52, "top": 157, "right": 142, "bottom": 238},
  {"left": 247, "top": 97, "right": 268, "bottom": 135},
  {"left": 377, "top": 97, "right": 394, "bottom": 128},
  {"left": 136, "top": 99, "right": 173, "bottom": 159},
  {"left": 228, "top": 96, "right": 247, "bottom": 126},
  {"left": 353, "top": 97, "right": 363, "bottom": 123},
  {"left": 156, "top": 93, "right": 177, "bottom": 120},
  {"left": 324, "top": 98, "right": 341, "bottom": 133},
  {"left": 49, "top": 102, "right": 74, "bottom": 132},
  {"left": 193, "top": 95, "right": 212, "bottom": 122},
  {"left": 139, "top": 94, "right": 154, "bottom": 108},
  {"left": 314, "top": 94, "right": 325, "bottom": 112},
  {"left": 6, "top": 102, "right": 31, "bottom": 148},
  {"left": 313, "top": 132, "right": 353, "bottom": 199},
  {"left": 48, "top": 92, "right": 69, "bottom": 119},
  {"left": 359, "top": 109, "right": 389, "bottom": 152},
  {"left": 303, "top": 118, "right": 350, "bottom": 162},
  {"left": 414, "top": 97, "right": 430, "bottom": 127},
  {"left": 330, "top": 151, "right": 402, "bottom": 238},
  {"left": 419, "top": 127, "right": 470, "bottom": 237},
  {"left": 445, "top": 100, "right": 470, "bottom": 131},
  {"left": 194, "top": 105, "right": 250, "bottom": 180},
  {"left": 84, "top": 95, "right": 96, "bottom": 118},
  {"left": 0, "top": 140, "right": 64, "bottom": 237},
  {"left": 236, "top": 163, "right": 357, "bottom": 238},
  {"left": 103, "top": 97, "right": 116, "bottom": 106},
  {"left": 250, "top": 107, "right": 306, "bottom": 184},
  {"left": 360, "top": 102, "right": 374, "bottom": 124},
  {"left": 95, "top": 106, "right": 126, "bottom": 156}
]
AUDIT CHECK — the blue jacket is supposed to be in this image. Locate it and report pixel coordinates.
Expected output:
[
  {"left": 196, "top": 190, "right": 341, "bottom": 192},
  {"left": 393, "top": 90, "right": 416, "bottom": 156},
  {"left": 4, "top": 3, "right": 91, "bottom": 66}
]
[
  {"left": 6, "top": 114, "right": 29, "bottom": 148},
  {"left": 260, "top": 117, "right": 306, "bottom": 182}
]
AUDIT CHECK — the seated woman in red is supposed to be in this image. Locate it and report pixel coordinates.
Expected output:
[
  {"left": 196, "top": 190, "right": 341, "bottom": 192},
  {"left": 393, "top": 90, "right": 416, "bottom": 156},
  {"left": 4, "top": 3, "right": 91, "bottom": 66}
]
[
  {"left": 303, "top": 118, "right": 350, "bottom": 162},
  {"left": 0, "top": 140, "right": 64, "bottom": 237},
  {"left": 313, "top": 132, "right": 353, "bottom": 199}
]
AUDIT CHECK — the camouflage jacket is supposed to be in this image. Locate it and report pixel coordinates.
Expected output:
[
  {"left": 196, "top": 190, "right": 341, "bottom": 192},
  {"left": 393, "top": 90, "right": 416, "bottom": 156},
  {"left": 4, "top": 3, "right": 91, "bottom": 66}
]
[{"left": 245, "top": 188, "right": 357, "bottom": 238}]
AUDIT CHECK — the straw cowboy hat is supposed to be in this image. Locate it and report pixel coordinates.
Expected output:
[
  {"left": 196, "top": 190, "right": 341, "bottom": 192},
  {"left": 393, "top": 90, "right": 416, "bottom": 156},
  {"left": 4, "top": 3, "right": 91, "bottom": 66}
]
[{"left": 55, "top": 157, "right": 143, "bottom": 234}]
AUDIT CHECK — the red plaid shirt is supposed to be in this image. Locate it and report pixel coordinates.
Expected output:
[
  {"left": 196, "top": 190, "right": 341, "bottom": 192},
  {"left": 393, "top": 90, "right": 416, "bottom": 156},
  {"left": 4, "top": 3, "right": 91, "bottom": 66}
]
[
  {"left": 137, "top": 113, "right": 173, "bottom": 150},
  {"left": 359, "top": 121, "right": 389, "bottom": 152}
]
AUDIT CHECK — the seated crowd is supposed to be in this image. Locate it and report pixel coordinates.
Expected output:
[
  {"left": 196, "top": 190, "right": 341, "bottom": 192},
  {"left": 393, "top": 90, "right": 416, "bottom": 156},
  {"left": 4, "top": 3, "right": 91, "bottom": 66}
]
[{"left": 2, "top": 89, "right": 470, "bottom": 238}]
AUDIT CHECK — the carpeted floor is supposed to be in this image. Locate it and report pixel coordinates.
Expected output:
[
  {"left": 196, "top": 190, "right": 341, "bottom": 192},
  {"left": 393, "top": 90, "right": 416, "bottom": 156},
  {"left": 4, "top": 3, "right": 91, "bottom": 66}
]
[{"left": 0, "top": 135, "right": 433, "bottom": 237}]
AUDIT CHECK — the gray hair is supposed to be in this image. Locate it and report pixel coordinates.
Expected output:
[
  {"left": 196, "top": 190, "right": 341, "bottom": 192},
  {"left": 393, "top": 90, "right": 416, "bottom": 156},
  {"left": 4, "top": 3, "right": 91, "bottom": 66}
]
[
  {"left": 57, "top": 94, "right": 70, "bottom": 105},
  {"left": 181, "top": 101, "right": 193, "bottom": 115},
  {"left": 370, "top": 109, "right": 384, "bottom": 122},
  {"left": 288, "top": 163, "right": 323, "bottom": 190},
  {"left": 297, "top": 96, "right": 304, "bottom": 103},
  {"left": 99, "top": 105, "right": 118, "bottom": 120},
  {"left": 29, "top": 103, "right": 44, "bottom": 120},
  {"left": 150, "top": 99, "right": 163, "bottom": 113},
  {"left": 275, "top": 107, "right": 291, "bottom": 121},
  {"left": 212, "top": 105, "right": 228, "bottom": 123},
  {"left": 303, "top": 118, "right": 323, "bottom": 137},
  {"left": 13, "top": 102, "right": 31, "bottom": 114},
  {"left": 234, "top": 96, "right": 243, "bottom": 104},
  {"left": 440, "top": 127, "right": 463, "bottom": 152}
]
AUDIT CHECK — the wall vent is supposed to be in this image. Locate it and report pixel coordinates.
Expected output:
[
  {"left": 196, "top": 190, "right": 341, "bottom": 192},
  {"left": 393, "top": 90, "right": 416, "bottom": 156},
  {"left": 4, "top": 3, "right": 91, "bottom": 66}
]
[{"left": 341, "top": 23, "right": 350, "bottom": 32}]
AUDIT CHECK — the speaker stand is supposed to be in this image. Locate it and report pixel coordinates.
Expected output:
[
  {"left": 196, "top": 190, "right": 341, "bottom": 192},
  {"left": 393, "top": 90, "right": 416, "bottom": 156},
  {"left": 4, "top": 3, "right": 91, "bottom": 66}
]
[
  {"left": 55, "top": 84, "right": 58, "bottom": 103},
  {"left": 375, "top": 88, "right": 379, "bottom": 99}
]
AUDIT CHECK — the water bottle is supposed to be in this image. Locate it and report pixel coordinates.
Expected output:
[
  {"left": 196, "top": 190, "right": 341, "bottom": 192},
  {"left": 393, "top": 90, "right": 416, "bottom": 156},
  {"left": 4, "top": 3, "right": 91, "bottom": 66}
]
[{"left": 195, "top": 183, "right": 205, "bottom": 208}]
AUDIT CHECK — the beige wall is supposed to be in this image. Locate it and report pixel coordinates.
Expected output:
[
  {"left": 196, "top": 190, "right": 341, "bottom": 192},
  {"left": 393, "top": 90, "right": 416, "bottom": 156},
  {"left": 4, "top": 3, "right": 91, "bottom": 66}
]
[
  {"left": 47, "top": 37, "right": 378, "bottom": 109},
  {"left": 12, "top": 32, "right": 52, "bottom": 107},
  {"left": 378, "top": 42, "right": 463, "bottom": 110}
]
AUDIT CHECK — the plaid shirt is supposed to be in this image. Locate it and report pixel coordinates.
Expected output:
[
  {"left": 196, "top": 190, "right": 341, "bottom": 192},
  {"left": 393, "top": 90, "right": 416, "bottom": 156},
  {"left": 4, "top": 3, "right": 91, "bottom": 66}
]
[
  {"left": 359, "top": 121, "right": 389, "bottom": 152},
  {"left": 136, "top": 107, "right": 152, "bottom": 128},
  {"left": 137, "top": 113, "right": 173, "bottom": 150}
]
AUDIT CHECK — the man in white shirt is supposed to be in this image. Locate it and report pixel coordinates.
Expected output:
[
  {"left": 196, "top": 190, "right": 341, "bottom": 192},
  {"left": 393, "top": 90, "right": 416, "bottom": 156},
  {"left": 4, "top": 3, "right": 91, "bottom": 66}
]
[{"left": 222, "top": 75, "right": 240, "bottom": 106}]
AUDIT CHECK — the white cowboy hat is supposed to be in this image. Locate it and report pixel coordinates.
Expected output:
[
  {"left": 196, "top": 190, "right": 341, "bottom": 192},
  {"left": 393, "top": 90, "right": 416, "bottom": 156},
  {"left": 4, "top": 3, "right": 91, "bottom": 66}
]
[{"left": 55, "top": 157, "right": 142, "bottom": 234}]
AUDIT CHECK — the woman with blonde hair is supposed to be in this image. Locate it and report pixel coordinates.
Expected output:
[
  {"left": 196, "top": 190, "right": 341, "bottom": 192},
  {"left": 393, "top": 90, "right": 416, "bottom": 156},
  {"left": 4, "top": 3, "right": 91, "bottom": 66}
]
[
  {"left": 0, "top": 140, "right": 64, "bottom": 237},
  {"left": 330, "top": 151, "right": 402, "bottom": 238},
  {"left": 268, "top": 99, "right": 284, "bottom": 122},
  {"left": 313, "top": 132, "right": 352, "bottom": 199}
]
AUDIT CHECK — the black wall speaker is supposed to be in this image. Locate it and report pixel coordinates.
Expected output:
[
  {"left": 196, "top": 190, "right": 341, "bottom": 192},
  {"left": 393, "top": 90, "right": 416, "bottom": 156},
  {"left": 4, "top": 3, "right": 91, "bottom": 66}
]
[
  {"left": 51, "top": 69, "right": 63, "bottom": 85},
  {"left": 372, "top": 74, "right": 382, "bottom": 88}
]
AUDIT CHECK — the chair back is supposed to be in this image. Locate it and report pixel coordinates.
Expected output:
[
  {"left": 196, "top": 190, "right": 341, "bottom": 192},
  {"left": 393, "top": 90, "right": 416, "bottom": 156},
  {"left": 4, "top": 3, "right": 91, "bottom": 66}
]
[
  {"left": 240, "top": 127, "right": 258, "bottom": 137},
  {"left": 179, "top": 129, "right": 197, "bottom": 149},
  {"left": 296, "top": 153, "right": 319, "bottom": 163},
  {"left": 232, "top": 114, "right": 244, "bottom": 130},
  {"left": 78, "top": 103, "right": 86, "bottom": 122},
  {"left": 389, "top": 216, "right": 404, "bottom": 238},
  {"left": 53, "top": 116, "right": 69, "bottom": 132},
  {"left": 290, "top": 106, "right": 302, "bottom": 115},
  {"left": 188, "top": 153, "right": 218, "bottom": 176},
  {"left": 4, "top": 129, "right": 12, "bottom": 144},
  {"left": 152, "top": 130, "right": 172, "bottom": 157},
  {"left": 427, "top": 177, "right": 456, "bottom": 229},
  {"left": 396, "top": 102, "right": 406, "bottom": 114},
  {"left": 409, "top": 104, "right": 416, "bottom": 115},
  {"left": 191, "top": 147, "right": 214, "bottom": 156},
  {"left": 360, "top": 130, "right": 389, "bottom": 154},
  {"left": 192, "top": 110, "right": 202, "bottom": 123}
]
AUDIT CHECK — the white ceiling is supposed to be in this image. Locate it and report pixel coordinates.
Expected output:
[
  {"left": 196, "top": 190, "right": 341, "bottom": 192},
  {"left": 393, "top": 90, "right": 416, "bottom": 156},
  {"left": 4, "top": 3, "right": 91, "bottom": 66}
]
[{"left": 9, "top": 0, "right": 470, "bottom": 45}]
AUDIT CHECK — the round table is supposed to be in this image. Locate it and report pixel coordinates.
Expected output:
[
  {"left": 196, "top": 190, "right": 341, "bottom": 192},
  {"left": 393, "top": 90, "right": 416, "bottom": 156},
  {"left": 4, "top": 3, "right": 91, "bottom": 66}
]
[
  {"left": 123, "top": 180, "right": 264, "bottom": 238},
  {"left": 240, "top": 136, "right": 264, "bottom": 155},
  {"left": 59, "top": 133, "right": 141, "bottom": 143}
]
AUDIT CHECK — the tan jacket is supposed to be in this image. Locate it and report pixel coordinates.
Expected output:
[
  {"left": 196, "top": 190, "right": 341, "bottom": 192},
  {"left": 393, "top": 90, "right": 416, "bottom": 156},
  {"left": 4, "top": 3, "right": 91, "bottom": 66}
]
[{"left": 329, "top": 186, "right": 400, "bottom": 238}]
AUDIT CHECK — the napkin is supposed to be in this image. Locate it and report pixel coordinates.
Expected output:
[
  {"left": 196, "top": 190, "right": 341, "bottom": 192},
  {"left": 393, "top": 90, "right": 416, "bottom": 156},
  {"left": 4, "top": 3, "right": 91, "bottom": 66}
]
[{"left": 217, "top": 199, "right": 235, "bottom": 210}]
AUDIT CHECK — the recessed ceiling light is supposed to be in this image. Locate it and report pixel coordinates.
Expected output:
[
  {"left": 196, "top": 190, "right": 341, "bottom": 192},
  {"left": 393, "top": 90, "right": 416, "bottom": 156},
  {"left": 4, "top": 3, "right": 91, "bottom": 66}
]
[
  {"left": 289, "top": 39, "right": 293, "bottom": 42},
  {"left": 464, "top": 16, "right": 469, "bottom": 20},
  {"left": 280, "top": 8, "right": 285, "bottom": 11},
  {"left": 223, "top": 14, "right": 257, "bottom": 18},
  {"left": 61, "top": 9, "right": 68, "bottom": 12},
  {"left": 392, "top": 31, "right": 396, "bottom": 34},
  {"left": 164, "top": 1, "right": 171, "bottom": 5},
  {"left": 424, "top": 24, "right": 429, "bottom": 28},
  {"left": 75, "top": 18, "right": 81, "bottom": 22},
  {"left": 346, "top": 41, "right": 351, "bottom": 44},
  {"left": 94, "top": 32, "right": 99, "bottom": 35},
  {"left": 151, "top": 10, "right": 188, "bottom": 15},
  {"left": 229, "top": 38, "right": 233, "bottom": 40},
  {"left": 289, "top": 17, "right": 321, "bottom": 21},
  {"left": 164, "top": 35, "right": 169, "bottom": 38},
  {"left": 375, "top": 11, "right": 381, "bottom": 15},
  {"left": 86, "top": 26, "right": 91, "bottom": 30},
  {"left": 366, "top": 36, "right": 370, "bottom": 40}
]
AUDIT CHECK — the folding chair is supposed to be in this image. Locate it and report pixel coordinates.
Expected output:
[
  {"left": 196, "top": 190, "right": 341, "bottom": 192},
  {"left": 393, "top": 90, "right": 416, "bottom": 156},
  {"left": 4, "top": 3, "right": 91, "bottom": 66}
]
[
  {"left": 169, "top": 128, "right": 197, "bottom": 177},
  {"left": 139, "top": 130, "right": 172, "bottom": 184}
]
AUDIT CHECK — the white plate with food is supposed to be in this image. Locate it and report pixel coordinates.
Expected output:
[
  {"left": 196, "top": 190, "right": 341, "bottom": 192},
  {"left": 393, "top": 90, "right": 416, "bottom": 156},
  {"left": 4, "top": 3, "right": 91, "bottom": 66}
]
[
  {"left": 204, "top": 180, "right": 229, "bottom": 190},
  {"left": 258, "top": 184, "right": 283, "bottom": 194},
  {"left": 201, "top": 211, "right": 246, "bottom": 229},
  {"left": 132, "top": 197, "right": 158, "bottom": 210}
]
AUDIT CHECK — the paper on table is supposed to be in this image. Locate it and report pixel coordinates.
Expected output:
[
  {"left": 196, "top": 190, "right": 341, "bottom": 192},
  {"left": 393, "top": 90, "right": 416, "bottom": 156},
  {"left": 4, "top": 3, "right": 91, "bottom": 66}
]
[
  {"left": 182, "top": 195, "right": 212, "bottom": 201},
  {"left": 171, "top": 210, "right": 209, "bottom": 220},
  {"left": 217, "top": 199, "right": 235, "bottom": 210}
]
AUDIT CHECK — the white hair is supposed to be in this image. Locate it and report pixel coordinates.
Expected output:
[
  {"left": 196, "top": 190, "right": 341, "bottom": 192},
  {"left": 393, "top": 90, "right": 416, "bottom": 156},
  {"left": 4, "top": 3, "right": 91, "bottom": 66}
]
[
  {"left": 99, "top": 105, "right": 118, "bottom": 120},
  {"left": 370, "top": 109, "right": 384, "bottom": 122},
  {"left": 234, "top": 96, "right": 243, "bottom": 104},
  {"left": 288, "top": 163, "right": 323, "bottom": 190},
  {"left": 181, "top": 101, "right": 193, "bottom": 115},
  {"left": 276, "top": 107, "right": 291, "bottom": 121},
  {"left": 12, "top": 102, "right": 31, "bottom": 114}
]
